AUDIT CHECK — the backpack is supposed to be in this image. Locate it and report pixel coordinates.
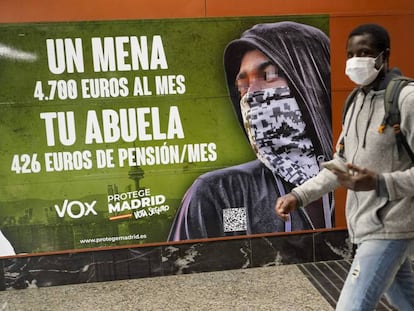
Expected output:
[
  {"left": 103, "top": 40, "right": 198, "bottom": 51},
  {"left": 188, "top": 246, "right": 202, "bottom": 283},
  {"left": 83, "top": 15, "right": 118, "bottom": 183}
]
[{"left": 339, "top": 76, "right": 414, "bottom": 162}]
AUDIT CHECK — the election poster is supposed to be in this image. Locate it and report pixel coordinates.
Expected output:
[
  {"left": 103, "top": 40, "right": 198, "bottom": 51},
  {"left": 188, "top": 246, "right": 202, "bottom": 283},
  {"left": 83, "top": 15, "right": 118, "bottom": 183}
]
[{"left": 0, "top": 14, "right": 331, "bottom": 255}]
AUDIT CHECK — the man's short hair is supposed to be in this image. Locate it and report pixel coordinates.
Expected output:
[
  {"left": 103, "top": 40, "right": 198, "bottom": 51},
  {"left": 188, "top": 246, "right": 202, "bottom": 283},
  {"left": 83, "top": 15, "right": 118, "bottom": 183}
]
[{"left": 348, "top": 23, "right": 390, "bottom": 52}]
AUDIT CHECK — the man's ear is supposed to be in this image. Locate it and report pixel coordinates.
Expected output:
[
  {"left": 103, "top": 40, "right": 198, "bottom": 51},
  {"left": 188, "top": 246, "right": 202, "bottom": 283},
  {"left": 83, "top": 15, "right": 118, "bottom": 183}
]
[{"left": 377, "top": 48, "right": 390, "bottom": 70}]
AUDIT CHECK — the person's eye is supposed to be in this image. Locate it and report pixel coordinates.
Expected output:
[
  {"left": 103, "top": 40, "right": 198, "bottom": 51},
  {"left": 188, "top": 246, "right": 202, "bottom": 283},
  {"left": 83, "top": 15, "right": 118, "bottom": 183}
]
[
  {"left": 263, "top": 67, "right": 280, "bottom": 82},
  {"left": 359, "top": 49, "right": 374, "bottom": 57}
]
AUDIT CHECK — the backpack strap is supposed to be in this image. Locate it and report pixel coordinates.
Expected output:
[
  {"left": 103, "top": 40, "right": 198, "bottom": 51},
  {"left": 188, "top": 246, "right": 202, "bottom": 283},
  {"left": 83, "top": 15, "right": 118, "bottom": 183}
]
[{"left": 381, "top": 76, "right": 414, "bottom": 163}]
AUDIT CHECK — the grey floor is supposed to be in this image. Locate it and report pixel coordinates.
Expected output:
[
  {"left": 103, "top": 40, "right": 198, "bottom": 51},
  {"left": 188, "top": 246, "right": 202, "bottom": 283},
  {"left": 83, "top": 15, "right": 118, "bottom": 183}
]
[
  {"left": 0, "top": 260, "right": 399, "bottom": 311},
  {"left": 0, "top": 264, "right": 333, "bottom": 311}
]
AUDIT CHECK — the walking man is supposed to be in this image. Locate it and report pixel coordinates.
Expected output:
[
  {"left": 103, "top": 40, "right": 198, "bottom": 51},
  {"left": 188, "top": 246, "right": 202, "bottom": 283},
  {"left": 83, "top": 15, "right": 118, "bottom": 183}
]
[{"left": 276, "top": 23, "right": 414, "bottom": 310}]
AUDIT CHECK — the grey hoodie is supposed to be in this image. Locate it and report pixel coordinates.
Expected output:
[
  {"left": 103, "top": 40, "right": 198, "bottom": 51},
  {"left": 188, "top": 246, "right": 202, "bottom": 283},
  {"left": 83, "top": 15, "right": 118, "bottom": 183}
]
[{"left": 293, "top": 68, "right": 414, "bottom": 243}]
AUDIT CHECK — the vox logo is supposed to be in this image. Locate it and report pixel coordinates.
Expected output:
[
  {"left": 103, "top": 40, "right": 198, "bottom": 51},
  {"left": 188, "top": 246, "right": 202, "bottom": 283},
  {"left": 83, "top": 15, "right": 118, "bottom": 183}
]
[{"left": 54, "top": 199, "right": 98, "bottom": 219}]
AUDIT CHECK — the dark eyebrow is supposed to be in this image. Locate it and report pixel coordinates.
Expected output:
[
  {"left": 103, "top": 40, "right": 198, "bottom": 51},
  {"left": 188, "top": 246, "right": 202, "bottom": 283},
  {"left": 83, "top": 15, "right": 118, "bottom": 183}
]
[{"left": 258, "top": 60, "right": 273, "bottom": 71}]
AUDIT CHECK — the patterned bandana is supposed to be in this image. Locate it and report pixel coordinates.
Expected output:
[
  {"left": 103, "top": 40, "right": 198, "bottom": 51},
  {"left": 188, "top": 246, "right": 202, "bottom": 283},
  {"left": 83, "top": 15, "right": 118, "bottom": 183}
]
[{"left": 240, "top": 86, "right": 319, "bottom": 186}]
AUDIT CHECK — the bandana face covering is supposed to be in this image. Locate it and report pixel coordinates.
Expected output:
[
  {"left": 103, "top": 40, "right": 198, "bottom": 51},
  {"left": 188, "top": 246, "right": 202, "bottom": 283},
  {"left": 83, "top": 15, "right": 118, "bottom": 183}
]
[{"left": 240, "top": 86, "right": 319, "bottom": 186}]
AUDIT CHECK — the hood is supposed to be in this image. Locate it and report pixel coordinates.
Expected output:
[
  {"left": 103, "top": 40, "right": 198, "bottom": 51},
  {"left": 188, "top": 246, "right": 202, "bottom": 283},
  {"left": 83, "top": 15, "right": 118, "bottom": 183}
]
[{"left": 223, "top": 21, "right": 332, "bottom": 161}]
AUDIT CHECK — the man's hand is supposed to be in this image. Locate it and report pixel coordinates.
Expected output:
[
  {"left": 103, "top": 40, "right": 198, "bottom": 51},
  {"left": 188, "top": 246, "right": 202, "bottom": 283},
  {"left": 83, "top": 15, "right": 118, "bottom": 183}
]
[
  {"left": 275, "top": 193, "right": 298, "bottom": 221},
  {"left": 331, "top": 163, "right": 377, "bottom": 191}
]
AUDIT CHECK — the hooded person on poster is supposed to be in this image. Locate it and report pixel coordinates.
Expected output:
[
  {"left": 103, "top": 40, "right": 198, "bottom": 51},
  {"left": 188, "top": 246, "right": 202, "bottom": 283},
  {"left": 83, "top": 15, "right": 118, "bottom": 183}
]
[{"left": 167, "top": 21, "right": 333, "bottom": 240}]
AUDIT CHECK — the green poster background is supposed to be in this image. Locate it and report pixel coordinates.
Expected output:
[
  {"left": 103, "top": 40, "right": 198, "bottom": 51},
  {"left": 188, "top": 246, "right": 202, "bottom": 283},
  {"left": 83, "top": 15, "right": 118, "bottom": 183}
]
[{"left": 0, "top": 15, "right": 328, "bottom": 254}]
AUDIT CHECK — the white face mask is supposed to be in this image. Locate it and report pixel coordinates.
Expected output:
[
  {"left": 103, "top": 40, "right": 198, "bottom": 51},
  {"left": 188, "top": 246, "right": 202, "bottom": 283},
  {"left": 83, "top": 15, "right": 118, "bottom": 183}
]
[{"left": 345, "top": 53, "right": 383, "bottom": 86}]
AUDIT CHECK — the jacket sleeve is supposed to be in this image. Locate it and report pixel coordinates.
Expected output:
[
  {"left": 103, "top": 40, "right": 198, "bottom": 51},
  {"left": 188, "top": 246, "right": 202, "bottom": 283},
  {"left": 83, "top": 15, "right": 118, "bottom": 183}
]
[
  {"left": 292, "top": 165, "right": 340, "bottom": 207},
  {"left": 293, "top": 103, "right": 352, "bottom": 206},
  {"left": 292, "top": 135, "right": 345, "bottom": 207}
]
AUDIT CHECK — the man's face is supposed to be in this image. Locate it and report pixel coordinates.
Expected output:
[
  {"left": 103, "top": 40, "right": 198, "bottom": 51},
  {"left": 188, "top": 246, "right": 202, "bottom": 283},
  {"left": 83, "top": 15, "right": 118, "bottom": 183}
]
[
  {"left": 346, "top": 33, "right": 384, "bottom": 69},
  {"left": 236, "top": 50, "right": 288, "bottom": 98}
]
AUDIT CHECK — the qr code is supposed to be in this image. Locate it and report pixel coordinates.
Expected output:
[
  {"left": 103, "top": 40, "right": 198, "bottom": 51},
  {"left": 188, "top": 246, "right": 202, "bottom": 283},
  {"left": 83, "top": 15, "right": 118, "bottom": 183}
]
[{"left": 223, "top": 207, "right": 247, "bottom": 232}]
